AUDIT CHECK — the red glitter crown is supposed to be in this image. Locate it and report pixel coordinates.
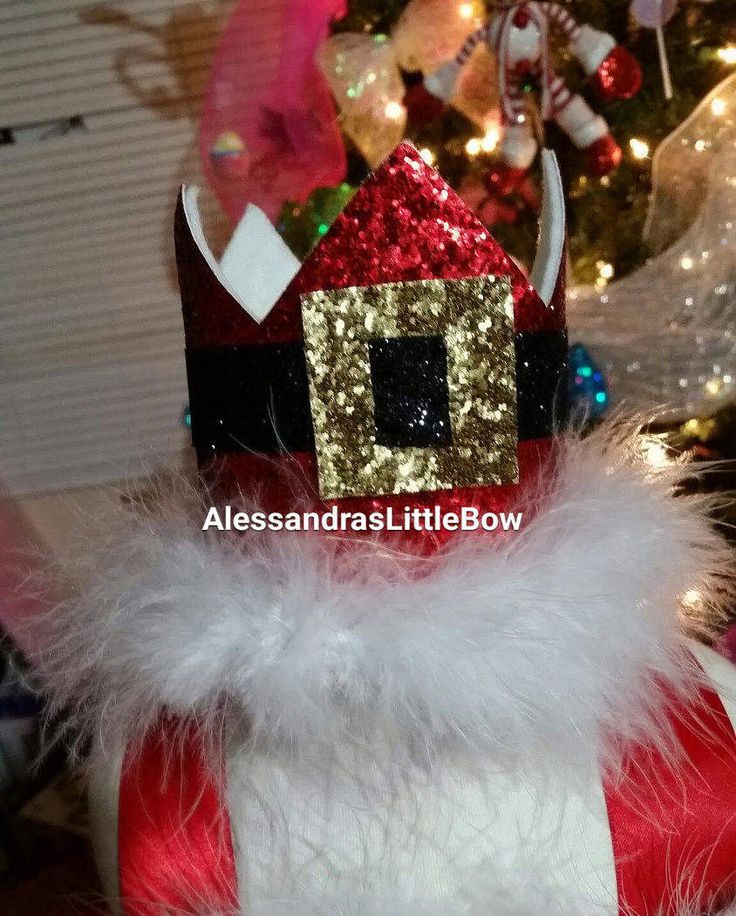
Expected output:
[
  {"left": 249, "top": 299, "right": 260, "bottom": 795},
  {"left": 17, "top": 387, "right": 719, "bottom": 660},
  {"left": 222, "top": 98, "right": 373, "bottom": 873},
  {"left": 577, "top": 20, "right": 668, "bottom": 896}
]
[{"left": 176, "top": 143, "right": 567, "bottom": 540}]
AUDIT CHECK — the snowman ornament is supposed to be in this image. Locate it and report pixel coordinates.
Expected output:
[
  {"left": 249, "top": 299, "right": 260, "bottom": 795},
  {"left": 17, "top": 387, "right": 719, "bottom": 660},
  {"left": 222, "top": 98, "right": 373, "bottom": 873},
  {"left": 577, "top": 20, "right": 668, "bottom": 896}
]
[{"left": 411, "top": 2, "right": 641, "bottom": 187}]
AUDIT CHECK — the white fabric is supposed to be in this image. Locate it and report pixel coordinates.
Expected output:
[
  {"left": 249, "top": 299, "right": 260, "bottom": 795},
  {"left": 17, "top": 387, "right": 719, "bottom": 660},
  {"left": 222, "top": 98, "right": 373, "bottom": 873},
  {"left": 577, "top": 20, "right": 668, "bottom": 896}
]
[
  {"left": 182, "top": 185, "right": 300, "bottom": 324},
  {"left": 530, "top": 150, "right": 565, "bottom": 306},
  {"left": 88, "top": 739, "right": 124, "bottom": 916},
  {"left": 425, "top": 60, "right": 461, "bottom": 102},
  {"left": 571, "top": 25, "right": 616, "bottom": 76},
  {"left": 220, "top": 204, "right": 301, "bottom": 323},
  {"left": 227, "top": 743, "right": 617, "bottom": 913},
  {"left": 500, "top": 122, "right": 538, "bottom": 168},
  {"left": 555, "top": 95, "right": 608, "bottom": 148},
  {"left": 87, "top": 640, "right": 736, "bottom": 915}
]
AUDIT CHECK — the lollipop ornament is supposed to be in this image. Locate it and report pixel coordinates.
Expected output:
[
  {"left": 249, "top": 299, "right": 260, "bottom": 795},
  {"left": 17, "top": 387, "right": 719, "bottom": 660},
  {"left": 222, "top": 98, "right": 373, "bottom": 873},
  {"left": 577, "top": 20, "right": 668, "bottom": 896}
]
[{"left": 631, "top": 0, "right": 676, "bottom": 99}]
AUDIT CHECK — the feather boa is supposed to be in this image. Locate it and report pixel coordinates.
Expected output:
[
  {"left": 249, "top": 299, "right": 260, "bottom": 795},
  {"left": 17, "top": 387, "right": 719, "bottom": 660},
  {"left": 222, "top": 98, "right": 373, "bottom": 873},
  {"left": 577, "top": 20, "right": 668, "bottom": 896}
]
[{"left": 30, "top": 423, "right": 732, "bottom": 774}]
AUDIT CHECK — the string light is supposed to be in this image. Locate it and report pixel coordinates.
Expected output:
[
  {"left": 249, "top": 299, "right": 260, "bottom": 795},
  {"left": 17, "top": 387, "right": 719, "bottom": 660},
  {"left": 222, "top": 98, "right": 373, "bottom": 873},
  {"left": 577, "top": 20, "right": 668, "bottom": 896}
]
[
  {"left": 680, "top": 255, "right": 694, "bottom": 270},
  {"left": 681, "top": 588, "right": 703, "bottom": 611},
  {"left": 629, "top": 137, "right": 650, "bottom": 160},
  {"left": 594, "top": 260, "right": 614, "bottom": 291},
  {"left": 459, "top": 2, "right": 475, "bottom": 18},
  {"left": 480, "top": 126, "right": 500, "bottom": 152},
  {"left": 643, "top": 439, "right": 674, "bottom": 469},
  {"left": 465, "top": 128, "right": 499, "bottom": 157},
  {"left": 682, "top": 416, "right": 717, "bottom": 440},
  {"left": 717, "top": 46, "right": 736, "bottom": 65},
  {"left": 419, "top": 147, "right": 436, "bottom": 165},
  {"left": 711, "top": 97, "right": 727, "bottom": 117},
  {"left": 384, "top": 101, "right": 404, "bottom": 120}
]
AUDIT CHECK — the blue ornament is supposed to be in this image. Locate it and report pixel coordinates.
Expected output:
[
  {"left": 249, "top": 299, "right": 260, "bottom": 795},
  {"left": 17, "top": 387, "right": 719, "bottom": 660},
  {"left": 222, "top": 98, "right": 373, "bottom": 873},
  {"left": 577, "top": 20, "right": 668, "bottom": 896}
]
[
  {"left": 181, "top": 405, "right": 192, "bottom": 429},
  {"left": 568, "top": 343, "right": 609, "bottom": 420}
]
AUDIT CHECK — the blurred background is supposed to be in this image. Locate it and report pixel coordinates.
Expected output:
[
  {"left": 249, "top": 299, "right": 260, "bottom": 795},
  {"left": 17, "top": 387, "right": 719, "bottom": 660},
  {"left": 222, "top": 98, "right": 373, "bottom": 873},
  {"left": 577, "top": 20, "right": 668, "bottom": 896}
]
[{"left": 0, "top": 0, "right": 735, "bottom": 910}]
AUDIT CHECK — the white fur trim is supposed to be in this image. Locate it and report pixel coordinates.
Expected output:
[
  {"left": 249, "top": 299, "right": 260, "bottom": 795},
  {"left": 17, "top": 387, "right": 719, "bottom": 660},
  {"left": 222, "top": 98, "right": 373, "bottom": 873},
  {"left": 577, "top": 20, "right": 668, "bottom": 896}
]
[
  {"left": 571, "top": 24, "right": 616, "bottom": 76},
  {"left": 33, "top": 424, "right": 731, "bottom": 773}
]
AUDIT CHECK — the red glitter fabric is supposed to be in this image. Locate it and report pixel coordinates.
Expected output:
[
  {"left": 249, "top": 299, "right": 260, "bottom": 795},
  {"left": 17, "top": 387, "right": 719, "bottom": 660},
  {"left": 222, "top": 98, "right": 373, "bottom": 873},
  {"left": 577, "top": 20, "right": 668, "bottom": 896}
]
[
  {"left": 178, "top": 143, "right": 566, "bottom": 546},
  {"left": 177, "top": 143, "right": 564, "bottom": 348},
  {"left": 593, "top": 46, "right": 643, "bottom": 102}
]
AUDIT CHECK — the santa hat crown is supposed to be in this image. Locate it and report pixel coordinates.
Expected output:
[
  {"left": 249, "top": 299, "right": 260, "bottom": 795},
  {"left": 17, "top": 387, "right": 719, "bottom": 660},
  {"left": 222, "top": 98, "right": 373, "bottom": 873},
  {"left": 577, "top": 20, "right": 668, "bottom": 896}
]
[{"left": 176, "top": 143, "right": 567, "bottom": 525}]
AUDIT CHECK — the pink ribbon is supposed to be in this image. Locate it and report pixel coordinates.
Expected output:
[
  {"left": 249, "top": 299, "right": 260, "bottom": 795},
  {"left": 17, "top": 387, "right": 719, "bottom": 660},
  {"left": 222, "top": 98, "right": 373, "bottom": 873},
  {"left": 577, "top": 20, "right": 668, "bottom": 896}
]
[{"left": 200, "top": 0, "right": 347, "bottom": 223}]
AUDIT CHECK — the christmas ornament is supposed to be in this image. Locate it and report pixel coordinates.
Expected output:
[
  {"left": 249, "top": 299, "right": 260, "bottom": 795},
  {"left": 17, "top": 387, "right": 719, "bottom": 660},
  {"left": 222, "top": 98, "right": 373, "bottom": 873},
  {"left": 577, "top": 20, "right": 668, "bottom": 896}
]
[
  {"left": 409, "top": 2, "right": 642, "bottom": 177},
  {"left": 631, "top": 0, "right": 677, "bottom": 99},
  {"left": 319, "top": 1, "right": 500, "bottom": 169},
  {"left": 277, "top": 182, "right": 356, "bottom": 258},
  {"left": 391, "top": 0, "right": 499, "bottom": 129},
  {"left": 391, "top": 0, "right": 486, "bottom": 74},
  {"left": 458, "top": 171, "right": 524, "bottom": 225},
  {"left": 458, "top": 161, "right": 539, "bottom": 226},
  {"left": 199, "top": 0, "right": 347, "bottom": 222},
  {"left": 209, "top": 130, "right": 249, "bottom": 179},
  {"left": 568, "top": 342, "right": 609, "bottom": 420},
  {"left": 316, "top": 33, "right": 407, "bottom": 167},
  {"left": 30, "top": 144, "right": 736, "bottom": 915},
  {"left": 568, "top": 73, "right": 736, "bottom": 419}
]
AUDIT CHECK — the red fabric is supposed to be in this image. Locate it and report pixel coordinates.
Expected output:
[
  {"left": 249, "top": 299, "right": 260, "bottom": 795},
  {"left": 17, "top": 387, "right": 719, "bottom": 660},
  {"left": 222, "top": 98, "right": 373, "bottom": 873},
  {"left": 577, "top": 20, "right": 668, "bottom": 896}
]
[
  {"left": 593, "top": 46, "right": 643, "bottom": 101},
  {"left": 604, "top": 682, "right": 736, "bottom": 915},
  {"left": 179, "top": 143, "right": 561, "bottom": 350},
  {"left": 403, "top": 83, "right": 447, "bottom": 129},
  {"left": 118, "top": 721, "right": 238, "bottom": 916}
]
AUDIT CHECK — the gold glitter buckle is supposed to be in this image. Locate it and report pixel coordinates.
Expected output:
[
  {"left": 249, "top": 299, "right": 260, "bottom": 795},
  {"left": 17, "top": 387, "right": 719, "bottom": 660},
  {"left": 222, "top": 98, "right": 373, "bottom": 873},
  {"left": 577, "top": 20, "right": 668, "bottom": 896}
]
[{"left": 301, "top": 275, "right": 519, "bottom": 500}]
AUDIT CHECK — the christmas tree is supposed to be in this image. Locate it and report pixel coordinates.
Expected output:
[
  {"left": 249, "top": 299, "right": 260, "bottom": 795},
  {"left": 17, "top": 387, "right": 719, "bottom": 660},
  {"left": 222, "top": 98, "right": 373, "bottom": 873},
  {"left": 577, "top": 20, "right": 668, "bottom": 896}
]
[{"left": 281, "top": 0, "right": 736, "bottom": 288}]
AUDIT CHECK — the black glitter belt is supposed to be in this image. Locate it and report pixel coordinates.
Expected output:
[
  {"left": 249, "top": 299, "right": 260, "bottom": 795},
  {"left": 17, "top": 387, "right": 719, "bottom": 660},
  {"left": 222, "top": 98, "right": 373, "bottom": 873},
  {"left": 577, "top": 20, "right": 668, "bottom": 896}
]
[{"left": 185, "top": 330, "right": 568, "bottom": 455}]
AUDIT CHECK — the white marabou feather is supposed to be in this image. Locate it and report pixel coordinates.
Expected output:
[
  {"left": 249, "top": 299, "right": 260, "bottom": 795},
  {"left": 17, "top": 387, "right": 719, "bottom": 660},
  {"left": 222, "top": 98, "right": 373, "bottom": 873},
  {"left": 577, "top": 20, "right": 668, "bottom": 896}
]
[{"left": 29, "top": 423, "right": 732, "bottom": 771}]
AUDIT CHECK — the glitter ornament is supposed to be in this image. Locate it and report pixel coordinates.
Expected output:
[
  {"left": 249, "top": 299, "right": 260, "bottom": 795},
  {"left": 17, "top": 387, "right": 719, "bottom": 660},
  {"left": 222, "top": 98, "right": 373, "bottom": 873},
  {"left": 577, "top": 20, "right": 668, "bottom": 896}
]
[
  {"left": 317, "top": 33, "right": 407, "bottom": 167},
  {"left": 568, "top": 343, "right": 609, "bottom": 420},
  {"left": 410, "top": 2, "right": 641, "bottom": 178}
]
